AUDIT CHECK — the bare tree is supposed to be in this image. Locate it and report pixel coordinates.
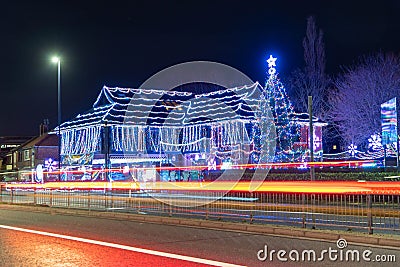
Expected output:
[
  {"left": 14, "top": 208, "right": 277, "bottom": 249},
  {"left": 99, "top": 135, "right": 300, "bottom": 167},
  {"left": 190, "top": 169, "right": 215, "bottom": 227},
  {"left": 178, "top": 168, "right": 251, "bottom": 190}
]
[
  {"left": 331, "top": 52, "right": 400, "bottom": 147},
  {"left": 288, "top": 16, "right": 329, "bottom": 119}
]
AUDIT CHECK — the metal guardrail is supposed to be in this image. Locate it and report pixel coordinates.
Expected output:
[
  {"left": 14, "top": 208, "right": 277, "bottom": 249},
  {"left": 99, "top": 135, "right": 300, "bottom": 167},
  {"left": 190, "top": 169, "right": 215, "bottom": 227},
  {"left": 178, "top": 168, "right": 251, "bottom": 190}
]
[{"left": 1, "top": 183, "right": 399, "bottom": 235}]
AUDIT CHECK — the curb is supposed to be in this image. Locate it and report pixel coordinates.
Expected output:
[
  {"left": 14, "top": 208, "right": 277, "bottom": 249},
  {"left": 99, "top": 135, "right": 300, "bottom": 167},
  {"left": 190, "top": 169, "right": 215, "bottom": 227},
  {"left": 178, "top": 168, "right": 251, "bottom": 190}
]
[{"left": 1, "top": 203, "right": 399, "bottom": 249}]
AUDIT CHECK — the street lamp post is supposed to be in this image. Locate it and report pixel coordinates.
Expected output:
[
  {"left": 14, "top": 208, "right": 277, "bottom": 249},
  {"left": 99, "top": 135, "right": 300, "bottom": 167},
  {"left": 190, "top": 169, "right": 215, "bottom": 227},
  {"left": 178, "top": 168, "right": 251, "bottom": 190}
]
[{"left": 52, "top": 56, "right": 61, "bottom": 181}]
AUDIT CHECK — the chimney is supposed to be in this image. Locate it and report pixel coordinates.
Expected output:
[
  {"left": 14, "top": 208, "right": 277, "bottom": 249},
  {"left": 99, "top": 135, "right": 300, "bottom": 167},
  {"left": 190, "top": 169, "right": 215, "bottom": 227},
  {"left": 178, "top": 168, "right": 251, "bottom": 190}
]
[{"left": 39, "top": 119, "right": 49, "bottom": 136}]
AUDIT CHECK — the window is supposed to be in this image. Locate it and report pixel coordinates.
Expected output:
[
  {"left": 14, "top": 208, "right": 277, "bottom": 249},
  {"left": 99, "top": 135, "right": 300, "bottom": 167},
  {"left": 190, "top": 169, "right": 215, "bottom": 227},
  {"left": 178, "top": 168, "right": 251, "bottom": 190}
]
[{"left": 24, "top": 150, "right": 30, "bottom": 161}]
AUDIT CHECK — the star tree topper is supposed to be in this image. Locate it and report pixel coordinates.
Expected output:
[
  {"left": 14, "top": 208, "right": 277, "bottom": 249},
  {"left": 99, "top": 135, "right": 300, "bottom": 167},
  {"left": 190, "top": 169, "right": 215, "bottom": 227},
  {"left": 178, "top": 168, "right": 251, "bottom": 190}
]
[{"left": 267, "top": 55, "right": 277, "bottom": 76}]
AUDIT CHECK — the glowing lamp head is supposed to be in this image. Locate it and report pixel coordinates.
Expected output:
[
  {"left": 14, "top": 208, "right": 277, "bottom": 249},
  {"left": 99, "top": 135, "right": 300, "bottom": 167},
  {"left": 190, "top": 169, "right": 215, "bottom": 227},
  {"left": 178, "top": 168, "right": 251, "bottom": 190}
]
[{"left": 51, "top": 56, "right": 60, "bottom": 63}]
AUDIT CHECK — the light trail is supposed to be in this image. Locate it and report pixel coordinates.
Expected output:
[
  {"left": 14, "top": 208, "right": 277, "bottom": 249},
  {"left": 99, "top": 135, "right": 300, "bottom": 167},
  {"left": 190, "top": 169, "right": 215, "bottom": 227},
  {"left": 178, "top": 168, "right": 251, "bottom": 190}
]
[
  {"left": 4, "top": 181, "right": 400, "bottom": 195},
  {"left": 18, "top": 160, "right": 378, "bottom": 175},
  {"left": 0, "top": 224, "right": 246, "bottom": 267}
]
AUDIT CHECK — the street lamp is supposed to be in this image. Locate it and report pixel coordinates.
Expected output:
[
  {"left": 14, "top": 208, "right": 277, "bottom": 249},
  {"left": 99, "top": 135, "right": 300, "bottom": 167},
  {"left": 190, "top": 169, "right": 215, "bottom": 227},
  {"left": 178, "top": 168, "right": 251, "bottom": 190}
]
[{"left": 52, "top": 56, "right": 61, "bottom": 180}]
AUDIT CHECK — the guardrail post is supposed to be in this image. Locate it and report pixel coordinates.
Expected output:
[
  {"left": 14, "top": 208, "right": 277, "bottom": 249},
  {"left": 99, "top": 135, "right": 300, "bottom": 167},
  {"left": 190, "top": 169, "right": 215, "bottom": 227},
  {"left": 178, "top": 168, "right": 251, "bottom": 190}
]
[
  {"left": 249, "top": 192, "right": 254, "bottom": 224},
  {"left": 111, "top": 189, "right": 114, "bottom": 210},
  {"left": 311, "top": 193, "right": 316, "bottom": 229},
  {"left": 88, "top": 189, "right": 91, "bottom": 211},
  {"left": 11, "top": 187, "right": 14, "bottom": 203},
  {"left": 302, "top": 194, "right": 306, "bottom": 228},
  {"left": 0, "top": 184, "right": 2, "bottom": 203},
  {"left": 67, "top": 189, "right": 70, "bottom": 208},
  {"left": 137, "top": 193, "right": 141, "bottom": 213},
  {"left": 104, "top": 188, "right": 107, "bottom": 210},
  {"left": 49, "top": 189, "right": 53, "bottom": 207},
  {"left": 367, "top": 194, "right": 373, "bottom": 234},
  {"left": 33, "top": 187, "right": 37, "bottom": 205}
]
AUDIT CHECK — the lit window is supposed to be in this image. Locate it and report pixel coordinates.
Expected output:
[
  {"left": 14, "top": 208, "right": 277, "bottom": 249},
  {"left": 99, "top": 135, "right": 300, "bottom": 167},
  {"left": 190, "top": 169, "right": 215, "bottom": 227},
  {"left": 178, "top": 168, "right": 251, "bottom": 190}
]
[{"left": 24, "top": 150, "right": 30, "bottom": 161}]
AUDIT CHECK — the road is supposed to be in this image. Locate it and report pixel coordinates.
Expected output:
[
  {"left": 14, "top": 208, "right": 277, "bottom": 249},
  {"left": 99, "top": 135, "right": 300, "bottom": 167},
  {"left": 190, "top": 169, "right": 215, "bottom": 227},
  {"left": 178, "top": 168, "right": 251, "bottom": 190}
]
[
  {"left": 2, "top": 189, "right": 398, "bottom": 234},
  {"left": 0, "top": 208, "right": 399, "bottom": 266}
]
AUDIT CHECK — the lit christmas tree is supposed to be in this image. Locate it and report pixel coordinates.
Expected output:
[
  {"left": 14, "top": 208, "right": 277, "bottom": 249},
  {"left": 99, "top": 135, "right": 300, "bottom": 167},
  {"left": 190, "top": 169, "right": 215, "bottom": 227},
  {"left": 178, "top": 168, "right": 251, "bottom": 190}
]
[
  {"left": 251, "top": 90, "right": 276, "bottom": 165},
  {"left": 264, "top": 55, "right": 298, "bottom": 162}
]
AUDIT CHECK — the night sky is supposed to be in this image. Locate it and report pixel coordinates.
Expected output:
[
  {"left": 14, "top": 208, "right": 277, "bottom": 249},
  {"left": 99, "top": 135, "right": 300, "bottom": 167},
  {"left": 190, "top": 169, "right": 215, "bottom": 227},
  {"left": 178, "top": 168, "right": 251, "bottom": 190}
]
[{"left": 1, "top": 0, "right": 400, "bottom": 136}]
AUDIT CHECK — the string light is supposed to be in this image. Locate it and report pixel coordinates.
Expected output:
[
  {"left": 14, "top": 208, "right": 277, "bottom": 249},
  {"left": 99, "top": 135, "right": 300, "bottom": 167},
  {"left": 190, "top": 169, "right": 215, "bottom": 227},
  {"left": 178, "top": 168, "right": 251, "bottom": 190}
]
[
  {"left": 264, "top": 55, "right": 301, "bottom": 162},
  {"left": 56, "top": 57, "right": 331, "bottom": 170},
  {"left": 368, "top": 134, "right": 383, "bottom": 151},
  {"left": 61, "top": 126, "right": 101, "bottom": 155},
  {"left": 58, "top": 82, "right": 275, "bottom": 171}
]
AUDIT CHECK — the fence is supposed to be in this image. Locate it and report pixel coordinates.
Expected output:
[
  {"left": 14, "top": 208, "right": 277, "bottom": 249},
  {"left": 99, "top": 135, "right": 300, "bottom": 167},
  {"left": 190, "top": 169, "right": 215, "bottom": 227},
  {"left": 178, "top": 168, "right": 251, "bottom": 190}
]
[{"left": 1, "top": 183, "right": 399, "bottom": 235}]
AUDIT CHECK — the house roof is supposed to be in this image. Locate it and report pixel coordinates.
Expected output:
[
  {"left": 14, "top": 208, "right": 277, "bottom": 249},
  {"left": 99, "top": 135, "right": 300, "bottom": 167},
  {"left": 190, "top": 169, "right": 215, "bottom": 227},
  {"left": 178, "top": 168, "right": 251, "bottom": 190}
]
[
  {"left": 2, "top": 133, "right": 58, "bottom": 159},
  {"left": 55, "top": 82, "right": 327, "bottom": 132},
  {"left": 16, "top": 133, "right": 58, "bottom": 150},
  {"left": 57, "top": 83, "right": 264, "bottom": 131}
]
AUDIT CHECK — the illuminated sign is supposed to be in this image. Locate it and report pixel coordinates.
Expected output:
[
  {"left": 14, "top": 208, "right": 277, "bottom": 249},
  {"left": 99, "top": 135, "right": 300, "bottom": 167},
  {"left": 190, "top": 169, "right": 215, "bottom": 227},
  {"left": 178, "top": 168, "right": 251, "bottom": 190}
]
[{"left": 381, "top": 98, "right": 397, "bottom": 146}]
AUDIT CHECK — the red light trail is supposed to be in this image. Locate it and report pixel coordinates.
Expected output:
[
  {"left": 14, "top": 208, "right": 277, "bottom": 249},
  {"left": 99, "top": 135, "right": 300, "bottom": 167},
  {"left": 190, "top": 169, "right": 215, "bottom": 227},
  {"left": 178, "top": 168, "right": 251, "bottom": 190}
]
[
  {"left": 5, "top": 160, "right": 397, "bottom": 195},
  {"left": 4, "top": 181, "right": 400, "bottom": 195}
]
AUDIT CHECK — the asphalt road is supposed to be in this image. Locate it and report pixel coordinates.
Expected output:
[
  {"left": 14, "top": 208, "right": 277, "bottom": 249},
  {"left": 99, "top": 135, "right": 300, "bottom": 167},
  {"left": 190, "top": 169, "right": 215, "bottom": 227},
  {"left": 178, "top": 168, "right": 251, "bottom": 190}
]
[
  {"left": 0, "top": 208, "right": 399, "bottom": 267},
  {"left": 4, "top": 189, "right": 398, "bottom": 235}
]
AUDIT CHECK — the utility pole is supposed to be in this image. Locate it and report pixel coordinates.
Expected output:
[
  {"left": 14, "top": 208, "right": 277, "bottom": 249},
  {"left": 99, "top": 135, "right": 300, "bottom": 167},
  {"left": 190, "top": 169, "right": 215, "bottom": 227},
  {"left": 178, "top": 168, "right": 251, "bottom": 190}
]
[
  {"left": 308, "top": 96, "right": 315, "bottom": 181},
  {"left": 308, "top": 96, "right": 316, "bottom": 229}
]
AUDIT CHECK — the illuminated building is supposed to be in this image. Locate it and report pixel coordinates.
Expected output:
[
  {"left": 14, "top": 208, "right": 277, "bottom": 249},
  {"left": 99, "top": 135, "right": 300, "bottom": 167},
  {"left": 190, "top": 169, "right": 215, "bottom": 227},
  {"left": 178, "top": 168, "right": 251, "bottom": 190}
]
[{"left": 55, "top": 83, "right": 276, "bottom": 181}]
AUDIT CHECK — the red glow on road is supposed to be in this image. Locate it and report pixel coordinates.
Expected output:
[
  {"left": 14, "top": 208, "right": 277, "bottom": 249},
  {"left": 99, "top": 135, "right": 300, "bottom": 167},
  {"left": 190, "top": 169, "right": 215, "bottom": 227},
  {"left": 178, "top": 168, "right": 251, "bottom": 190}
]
[{"left": 0, "top": 225, "right": 243, "bottom": 267}]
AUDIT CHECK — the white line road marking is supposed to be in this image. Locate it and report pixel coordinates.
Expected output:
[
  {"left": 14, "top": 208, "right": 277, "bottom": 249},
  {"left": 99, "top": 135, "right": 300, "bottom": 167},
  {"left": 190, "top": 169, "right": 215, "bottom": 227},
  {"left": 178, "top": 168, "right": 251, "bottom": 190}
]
[{"left": 0, "top": 224, "right": 246, "bottom": 267}]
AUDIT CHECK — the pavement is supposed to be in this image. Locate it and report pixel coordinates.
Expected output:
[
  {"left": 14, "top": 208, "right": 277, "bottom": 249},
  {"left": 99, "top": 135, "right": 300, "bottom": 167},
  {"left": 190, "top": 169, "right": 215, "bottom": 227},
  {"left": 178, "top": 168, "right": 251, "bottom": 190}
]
[{"left": 0, "top": 203, "right": 399, "bottom": 250}]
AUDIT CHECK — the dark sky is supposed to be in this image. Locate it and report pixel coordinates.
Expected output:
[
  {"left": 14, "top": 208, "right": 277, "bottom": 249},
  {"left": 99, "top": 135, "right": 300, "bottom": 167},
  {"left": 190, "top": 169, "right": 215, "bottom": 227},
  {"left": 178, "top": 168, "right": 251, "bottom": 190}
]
[{"left": 1, "top": 0, "right": 400, "bottom": 136}]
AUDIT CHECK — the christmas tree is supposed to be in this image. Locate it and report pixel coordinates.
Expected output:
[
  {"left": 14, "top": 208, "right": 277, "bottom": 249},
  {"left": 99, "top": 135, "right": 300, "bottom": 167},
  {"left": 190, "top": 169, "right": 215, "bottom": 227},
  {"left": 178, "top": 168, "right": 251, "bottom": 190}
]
[
  {"left": 264, "top": 55, "right": 298, "bottom": 162},
  {"left": 250, "top": 91, "right": 276, "bottom": 165}
]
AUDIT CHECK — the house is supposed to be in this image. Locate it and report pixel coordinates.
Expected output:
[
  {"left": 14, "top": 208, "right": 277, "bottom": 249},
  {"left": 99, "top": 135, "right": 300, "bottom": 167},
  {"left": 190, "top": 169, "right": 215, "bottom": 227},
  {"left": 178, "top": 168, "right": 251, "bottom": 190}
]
[
  {"left": 55, "top": 83, "right": 275, "bottom": 181},
  {"left": 0, "top": 136, "right": 33, "bottom": 171},
  {"left": 2, "top": 133, "right": 58, "bottom": 181}
]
